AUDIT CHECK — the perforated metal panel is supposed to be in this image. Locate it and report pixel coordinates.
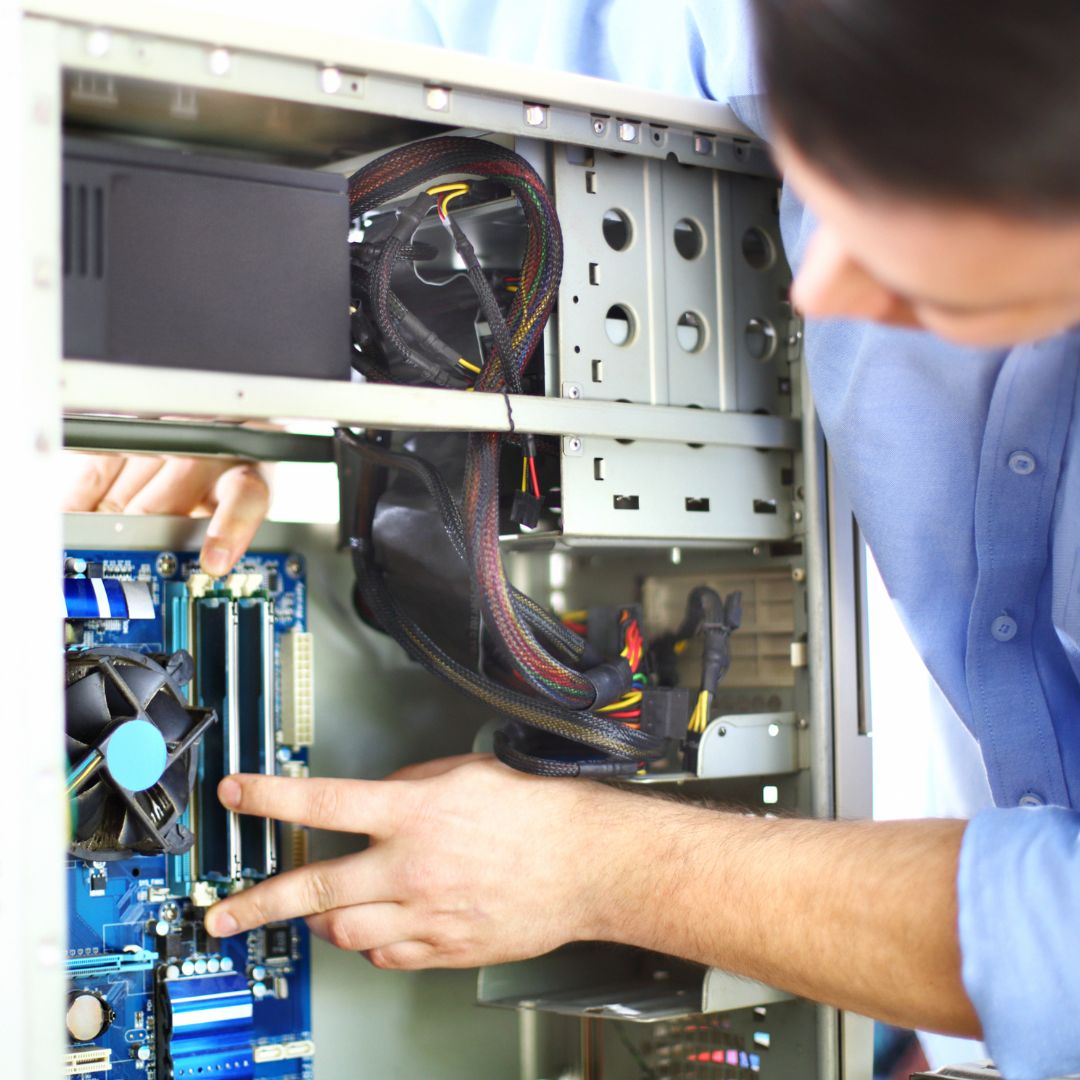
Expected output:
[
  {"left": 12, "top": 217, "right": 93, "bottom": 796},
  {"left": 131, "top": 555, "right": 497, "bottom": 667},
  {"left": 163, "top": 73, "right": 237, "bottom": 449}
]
[{"left": 555, "top": 147, "right": 793, "bottom": 416}]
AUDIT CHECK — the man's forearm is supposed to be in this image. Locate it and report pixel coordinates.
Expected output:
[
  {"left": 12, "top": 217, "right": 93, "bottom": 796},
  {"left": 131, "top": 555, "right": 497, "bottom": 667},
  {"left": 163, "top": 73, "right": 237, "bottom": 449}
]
[
  {"left": 589, "top": 794, "right": 981, "bottom": 1037},
  {"left": 206, "top": 757, "right": 982, "bottom": 1038}
]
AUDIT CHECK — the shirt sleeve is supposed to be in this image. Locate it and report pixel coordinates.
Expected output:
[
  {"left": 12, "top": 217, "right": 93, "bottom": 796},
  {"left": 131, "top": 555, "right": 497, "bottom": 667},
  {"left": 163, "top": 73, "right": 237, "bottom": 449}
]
[{"left": 959, "top": 806, "right": 1080, "bottom": 1079}]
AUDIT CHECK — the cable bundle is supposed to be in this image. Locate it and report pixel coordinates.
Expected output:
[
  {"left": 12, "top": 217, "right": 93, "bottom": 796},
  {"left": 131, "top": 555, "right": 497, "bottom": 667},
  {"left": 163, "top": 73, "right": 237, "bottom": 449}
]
[
  {"left": 349, "top": 136, "right": 582, "bottom": 681},
  {"left": 343, "top": 138, "right": 677, "bottom": 773},
  {"left": 659, "top": 588, "right": 743, "bottom": 743},
  {"left": 339, "top": 429, "right": 662, "bottom": 776},
  {"left": 348, "top": 136, "right": 561, "bottom": 391}
]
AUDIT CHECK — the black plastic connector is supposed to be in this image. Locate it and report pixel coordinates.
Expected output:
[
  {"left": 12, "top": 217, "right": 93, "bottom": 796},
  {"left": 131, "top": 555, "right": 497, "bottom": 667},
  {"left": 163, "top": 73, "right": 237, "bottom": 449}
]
[
  {"left": 584, "top": 657, "right": 634, "bottom": 709},
  {"left": 510, "top": 490, "right": 543, "bottom": 528},
  {"left": 640, "top": 687, "right": 691, "bottom": 740}
]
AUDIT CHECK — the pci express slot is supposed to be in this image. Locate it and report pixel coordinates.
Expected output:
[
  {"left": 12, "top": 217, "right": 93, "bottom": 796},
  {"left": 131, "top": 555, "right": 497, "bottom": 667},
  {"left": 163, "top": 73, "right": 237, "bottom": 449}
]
[
  {"left": 194, "top": 595, "right": 241, "bottom": 881},
  {"left": 237, "top": 595, "right": 277, "bottom": 877},
  {"left": 66, "top": 947, "right": 157, "bottom": 978}
]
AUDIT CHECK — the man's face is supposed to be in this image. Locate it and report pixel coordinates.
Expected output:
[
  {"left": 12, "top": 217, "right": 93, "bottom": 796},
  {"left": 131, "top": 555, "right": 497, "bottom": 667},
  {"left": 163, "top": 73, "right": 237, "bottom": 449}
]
[{"left": 775, "top": 136, "right": 1080, "bottom": 346}]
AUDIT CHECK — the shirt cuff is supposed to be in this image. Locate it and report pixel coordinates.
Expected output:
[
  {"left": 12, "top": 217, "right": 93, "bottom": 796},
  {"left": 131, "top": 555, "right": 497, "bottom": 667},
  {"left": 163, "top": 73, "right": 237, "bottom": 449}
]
[{"left": 959, "top": 806, "right": 1080, "bottom": 1080}]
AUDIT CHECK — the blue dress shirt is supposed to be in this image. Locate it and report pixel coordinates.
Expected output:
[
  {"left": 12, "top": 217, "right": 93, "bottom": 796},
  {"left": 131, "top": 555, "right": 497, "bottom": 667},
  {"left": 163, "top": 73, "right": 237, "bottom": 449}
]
[{"left": 364, "top": 4, "right": 1080, "bottom": 1075}]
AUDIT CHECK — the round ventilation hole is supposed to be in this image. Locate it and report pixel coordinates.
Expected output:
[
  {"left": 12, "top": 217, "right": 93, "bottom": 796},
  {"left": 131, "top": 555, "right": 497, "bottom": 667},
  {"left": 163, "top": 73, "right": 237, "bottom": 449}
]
[
  {"left": 673, "top": 218, "right": 705, "bottom": 260},
  {"left": 745, "top": 317, "right": 778, "bottom": 362},
  {"left": 741, "top": 226, "right": 775, "bottom": 271},
  {"left": 605, "top": 304, "right": 635, "bottom": 347},
  {"left": 602, "top": 209, "right": 632, "bottom": 252},
  {"left": 676, "top": 311, "right": 707, "bottom": 353}
]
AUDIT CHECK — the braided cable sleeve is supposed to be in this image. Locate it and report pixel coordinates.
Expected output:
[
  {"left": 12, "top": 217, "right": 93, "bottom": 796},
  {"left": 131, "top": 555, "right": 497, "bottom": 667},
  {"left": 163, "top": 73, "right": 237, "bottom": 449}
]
[
  {"left": 336, "top": 430, "right": 586, "bottom": 663},
  {"left": 448, "top": 216, "right": 522, "bottom": 395},
  {"left": 348, "top": 137, "right": 573, "bottom": 704},
  {"left": 350, "top": 541, "right": 662, "bottom": 761},
  {"left": 491, "top": 729, "right": 641, "bottom": 778},
  {"left": 464, "top": 432, "right": 596, "bottom": 706}
]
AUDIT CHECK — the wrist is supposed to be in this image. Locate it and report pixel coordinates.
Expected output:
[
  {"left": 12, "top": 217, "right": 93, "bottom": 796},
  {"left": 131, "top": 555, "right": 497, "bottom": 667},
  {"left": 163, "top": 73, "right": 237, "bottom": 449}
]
[{"left": 571, "top": 786, "right": 709, "bottom": 949}]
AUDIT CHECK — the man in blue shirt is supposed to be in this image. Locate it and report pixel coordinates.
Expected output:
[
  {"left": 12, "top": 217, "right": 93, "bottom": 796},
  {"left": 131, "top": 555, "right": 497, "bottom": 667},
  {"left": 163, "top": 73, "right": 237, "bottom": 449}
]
[{"left": 75, "top": 2, "right": 1079, "bottom": 1076}]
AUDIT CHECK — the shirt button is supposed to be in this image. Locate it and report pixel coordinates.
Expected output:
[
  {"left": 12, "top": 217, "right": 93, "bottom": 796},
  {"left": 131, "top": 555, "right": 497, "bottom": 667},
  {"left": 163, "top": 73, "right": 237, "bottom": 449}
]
[
  {"left": 1019, "top": 792, "right": 1044, "bottom": 807},
  {"left": 1008, "top": 450, "right": 1036, "bottom": 475},
  {"left": 991, "top": 615, "right": 1018, "bottom": 642}
]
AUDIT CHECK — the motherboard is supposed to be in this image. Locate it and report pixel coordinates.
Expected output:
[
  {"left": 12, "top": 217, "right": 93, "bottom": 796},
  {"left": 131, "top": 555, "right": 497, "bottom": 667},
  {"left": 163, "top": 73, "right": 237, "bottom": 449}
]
[{"left": 63, "top": 548, "right": 315, "bottom": 1079}]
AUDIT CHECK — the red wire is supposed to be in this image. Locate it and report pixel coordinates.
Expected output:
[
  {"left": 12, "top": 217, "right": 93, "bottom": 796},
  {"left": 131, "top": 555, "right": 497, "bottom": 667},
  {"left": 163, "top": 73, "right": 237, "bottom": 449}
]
[{"left": 528, "top": 455, "right": 541, "bottom": 498}]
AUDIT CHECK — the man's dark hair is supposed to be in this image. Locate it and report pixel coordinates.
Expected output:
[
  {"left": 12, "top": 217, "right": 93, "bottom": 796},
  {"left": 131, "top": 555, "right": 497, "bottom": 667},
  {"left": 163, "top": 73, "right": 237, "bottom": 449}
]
[{"left": 751, "top": 0, "right": 1080, "bottom": 216}]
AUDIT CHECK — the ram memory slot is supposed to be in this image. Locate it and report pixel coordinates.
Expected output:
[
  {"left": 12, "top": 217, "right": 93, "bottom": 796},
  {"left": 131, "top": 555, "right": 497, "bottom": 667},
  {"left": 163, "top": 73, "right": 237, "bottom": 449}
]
[
  {"left": 237, "top": 597, "right": 277, "bottom": 877},
  {"left": 194, "top": 596, "right": 243, "bottom": 881},
  {"left": 164, "top": 581, "right": 194, "bottom": 894}
]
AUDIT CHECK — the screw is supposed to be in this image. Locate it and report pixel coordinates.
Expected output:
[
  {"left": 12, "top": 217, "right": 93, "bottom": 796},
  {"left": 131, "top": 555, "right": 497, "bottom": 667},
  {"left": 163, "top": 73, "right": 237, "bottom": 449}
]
[
  {"left": 793, "top": 509, "right": 804, "bottom": 523},
  {"left": 797, "top": 716, "right": 809, "bottom": 730},
  {"left": 795, "top": 485, "right": 805, "bottom": 500},
  {"left": 566, "top": 437, "right": 582, "bottom": 453},
  {"left": 156, "top": 552, "right": 178, "bottom": 578},
  {"left": 592, "top": 118, "right": 606, "bottom": 136},
  {"left": 524, "top": 104, "right": 547, "bottom": 127},
  {"left": 791, "top": 567, "right": 806, "bottom": 583},
  {"left": 285, "top": 555, "right": 304, "bottom": 579},
  {"left": 751, "top": 545, "right": 763, "bottom": 557},
  {"left": 563, "top": 382, "right": 583, "bottom": 400}
]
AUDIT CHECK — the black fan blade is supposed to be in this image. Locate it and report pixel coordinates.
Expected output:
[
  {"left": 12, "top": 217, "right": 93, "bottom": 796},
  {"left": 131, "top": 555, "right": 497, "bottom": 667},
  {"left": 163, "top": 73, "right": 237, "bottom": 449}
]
[
  {"left": 116, "top": 798, "right": 156, "bottom": 852},
  {"left": 158, "top": 755, "right": 196, "bottom": 814},
  {"left": 147, "top": 696, "right": 195, "bottom": 744},
  {"left": 112, "top": 659, "right": 168, "bottom": 712},
  {"left": 65, "top": 672, "right": 112, "bottom": 744},
  {"left": 65, "top": 734, "right": 91, "bottom": 759},
  {"left": 73, "top": 781, "right": 110, "bottom": 842}
]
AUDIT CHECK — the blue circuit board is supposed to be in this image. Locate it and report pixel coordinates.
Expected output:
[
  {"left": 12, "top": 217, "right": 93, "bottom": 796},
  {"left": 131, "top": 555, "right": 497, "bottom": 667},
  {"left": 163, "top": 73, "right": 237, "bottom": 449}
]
[{"left": 64, "top": 549, "right": 314, "bottom": 1080}]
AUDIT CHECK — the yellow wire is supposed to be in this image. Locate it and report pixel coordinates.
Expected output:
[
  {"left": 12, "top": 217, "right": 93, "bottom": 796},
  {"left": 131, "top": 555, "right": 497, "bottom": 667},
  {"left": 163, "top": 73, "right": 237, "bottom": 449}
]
[
  {"left": 438, "top": 188, "right": 470, "bottom": 218},
  {"left": 561, "top": 610, "right": 587, "bottom": 622},
  {"left": 425, "top": 182, "right": 469, "bottom": 196},
  {"left": 689, "top": 689, "right": 712, "bottom": 734},
  {"left": 458, "top": 358, "right": 481, "bottom": 374},
  {"left": 521, "top": 457, "right": 528, "bottom": 493},
  {"left": 673, "top": 639, "right": 690, "bottom": 655},
  {"left": 598, "top": 690, "right": 642, "bottom": 713}
]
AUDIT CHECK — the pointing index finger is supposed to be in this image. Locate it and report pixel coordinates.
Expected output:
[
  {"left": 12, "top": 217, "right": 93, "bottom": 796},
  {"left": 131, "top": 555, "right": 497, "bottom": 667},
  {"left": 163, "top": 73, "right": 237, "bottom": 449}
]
[{"left": 219, "top": 774, "right": 403, "bottom": 837}]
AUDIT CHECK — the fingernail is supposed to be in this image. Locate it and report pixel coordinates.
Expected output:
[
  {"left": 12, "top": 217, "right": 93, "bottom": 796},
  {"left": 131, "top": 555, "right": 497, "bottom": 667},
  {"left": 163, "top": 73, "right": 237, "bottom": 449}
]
[
  {"left": 219, "top": 778, "right": 241, "bottom": 808},
  {"left": 209, "top": 909, "right": 238, "bottom": 937},
  {"left": 202, "top": 542, "right": 233, "bottom": 577}
]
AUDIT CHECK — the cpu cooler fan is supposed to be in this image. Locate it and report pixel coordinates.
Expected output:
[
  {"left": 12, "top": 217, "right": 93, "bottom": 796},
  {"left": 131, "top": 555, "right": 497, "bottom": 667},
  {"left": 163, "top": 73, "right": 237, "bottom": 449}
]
[{"left": 65, "top": 647, "right": 216, "bottom": 859}]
